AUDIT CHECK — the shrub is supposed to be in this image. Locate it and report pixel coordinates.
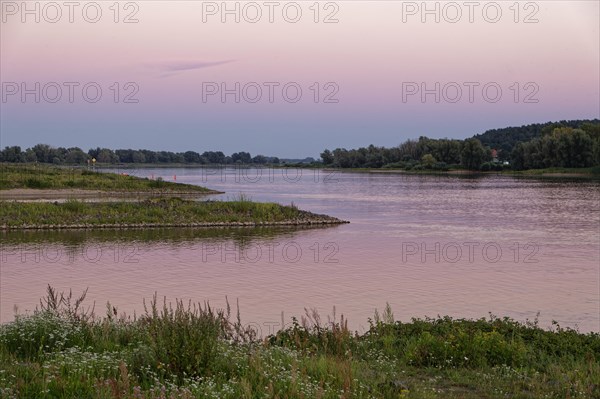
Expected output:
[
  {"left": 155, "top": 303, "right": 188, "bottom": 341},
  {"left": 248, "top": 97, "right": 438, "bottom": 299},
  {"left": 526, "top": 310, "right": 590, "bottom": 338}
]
[
  {"left": 432, "top": 162, "right": 449, "bottom": 171},
  {"left": 24, "top": 178, "right": 52, "bottom": 189},
  {"left": 381, "top": 162, "right": 404, "bottom": 169},
  {"left": 148, "top": 176, "right": 164, "bottom": 189},
  {"left": 480, "top": 162, "right": 503, "bottom": 172},
  {"left": 480, "top": 162, "right": 494, "bottom": 171},
  {"left": 473, "top": 330, "right": 527, "bottom": 367},
  {"left": 269, "top": 309, "right": 353, "bottom": 357},
  {"left": 134, "top": 295, "right": 228, "bottom": 382},
  {"left": 0, "top": 312, "right": 84, "bottom": 360},
  {"left": 62, "top": 199, "right": 86, "bottom": 213}
]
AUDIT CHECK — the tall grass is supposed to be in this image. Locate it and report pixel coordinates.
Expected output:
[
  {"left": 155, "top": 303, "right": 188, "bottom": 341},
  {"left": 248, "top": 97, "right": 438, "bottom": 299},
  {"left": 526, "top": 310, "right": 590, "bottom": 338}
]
[
  {"left": 0, "top": 287, "right": 598, "bottom": 398},
  {"left": 0, "top": 197, "right": 338, "bottom": 228}
]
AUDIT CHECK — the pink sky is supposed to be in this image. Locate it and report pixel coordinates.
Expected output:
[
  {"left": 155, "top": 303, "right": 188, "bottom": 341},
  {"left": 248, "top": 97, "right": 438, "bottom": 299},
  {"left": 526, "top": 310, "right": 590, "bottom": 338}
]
[{"left": 1, "top": 1, "right": 599, "bottom": 156}]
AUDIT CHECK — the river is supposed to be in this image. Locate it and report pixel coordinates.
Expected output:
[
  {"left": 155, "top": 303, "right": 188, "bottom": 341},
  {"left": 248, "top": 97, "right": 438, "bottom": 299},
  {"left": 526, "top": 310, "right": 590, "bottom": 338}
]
[{"left": 2, "top": 168, "right": 599, "bottom": 333}]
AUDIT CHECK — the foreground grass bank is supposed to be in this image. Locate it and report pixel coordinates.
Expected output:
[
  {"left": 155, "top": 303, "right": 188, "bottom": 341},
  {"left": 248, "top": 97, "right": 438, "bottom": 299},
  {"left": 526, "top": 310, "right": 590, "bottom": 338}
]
[
  {"left": 1, "top": 288, "right": 598, "bottom": 399},
  {"left": 0, "top": 164, "right": 216, "bottom": 194},
  {"left": 0, "top": 197, "right": 347, "bottom": 229}
]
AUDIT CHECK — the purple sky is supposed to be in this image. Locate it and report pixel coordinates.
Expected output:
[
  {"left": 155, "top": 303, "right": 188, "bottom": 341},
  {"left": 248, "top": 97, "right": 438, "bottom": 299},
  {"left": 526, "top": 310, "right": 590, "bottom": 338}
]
[{"left": 1, "top": 1, "right": 599, "bottom": 157}]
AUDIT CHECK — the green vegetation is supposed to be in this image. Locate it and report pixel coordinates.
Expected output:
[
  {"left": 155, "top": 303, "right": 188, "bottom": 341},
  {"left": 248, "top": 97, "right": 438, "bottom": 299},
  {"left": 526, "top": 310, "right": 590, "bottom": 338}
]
[
  {"left": 3, "top": 120, "right": 598, "bottom": 173},
  {"left": 0, "top": 144, "right": 280, "bottom": 165},
  {"left": 320, "top": 120, "right": 600, "bottom": 172},
  {"left": 0, "top": 196, "right": 343, "bottom": 229},
  {"left": 0, "top": 164, "right": 214, "bottom": 193},
  {"left": 506, "top": 166, "right": 600, "bottom": 176},
  {"left": 0, "top": 164, "right": 346, "bottom": 229},
  {"left": 1, "top": 287, "right": 598, "bottom": 398},
  {"left": 474, "top": 119, "right": 599, "bottom": 160},
  {"left": 510, "top": 126, "right": 600, "bottom": 170}
]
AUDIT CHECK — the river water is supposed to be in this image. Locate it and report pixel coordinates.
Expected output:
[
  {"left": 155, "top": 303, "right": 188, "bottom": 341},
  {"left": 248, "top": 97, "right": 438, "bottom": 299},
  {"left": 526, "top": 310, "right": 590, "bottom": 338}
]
[{"left": 2, "top": 168, "right": 599, "bottom": 333}]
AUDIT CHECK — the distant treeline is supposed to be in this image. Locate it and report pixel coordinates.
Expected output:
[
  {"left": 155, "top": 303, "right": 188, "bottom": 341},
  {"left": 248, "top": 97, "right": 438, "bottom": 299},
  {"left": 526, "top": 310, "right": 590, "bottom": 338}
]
[
  {"left": 474, "top": 119, "right": 600, "bottom": 161},
  {"left": 510, "top": 125, "right": 599, "bottom": 170},
  {"left": 0, "top": 145, "right": 281, "bottom": 166},
  {"left": 2, "top": 120, "right": 599, "bottom": 171},
  {"left": 320, "top": 120, "right": 600, "bottom": 171}
]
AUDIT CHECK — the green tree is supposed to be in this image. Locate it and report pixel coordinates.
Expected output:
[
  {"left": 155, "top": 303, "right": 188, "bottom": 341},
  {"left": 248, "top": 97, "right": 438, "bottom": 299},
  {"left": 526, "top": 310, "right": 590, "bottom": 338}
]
[
  {"left": 511, "top": 143, "right": 526, "bottom": 170},
  {"left": 252, "top": 155, "right": 268, "bottom": 164},
  {"left": 96, "top": 148, "right": 118, "bottom": 163},
  {"left": 0, "top": 146, "right": 24, "bottom": 162},
  {"left": 434, "top": 139, "right": 462, "bottom": 164},
  {"left": 541, "top": 135, "right": 558, "bottom": 167},
  {"left": 183, "top": 151, "right": 201, "bottom": 163},
  {"left": 320, "top": 149, "right": 334, "bottom": 165},
  {"left": 132, "top": 151, "right": 146, "bottom": 163},
  {"left": 460, "top": 139, "right": 486, "bottom": 170},
  {"left": 31, "top": 144, "right": 54, "bottom": 163},
  {"left": 64, "top": 147, "right": 88, "bottom": 164},
  {"left": 24, "top": 148, "right": 37, "bottom": 162},
  {"left": 593, "top": 139, "right": 600, "bottom": 166},
  {"left": 231, "top": 152, "right": 252, "bottom": 164},
  {"left": 421, "top": 154, "right": 436, "bottom": 169},
  {"left": 567, "top": 129, "right": 593, "bottom": 167},
  {"left": 398, "top": 140, "right": 419, "bottom": 161}
]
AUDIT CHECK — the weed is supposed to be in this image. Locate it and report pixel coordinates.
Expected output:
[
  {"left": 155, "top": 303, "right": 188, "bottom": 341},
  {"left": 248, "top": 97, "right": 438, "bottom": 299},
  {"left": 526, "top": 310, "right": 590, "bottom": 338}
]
[{"left": 1, "top": 289, "right": 598, "bottom": 398}]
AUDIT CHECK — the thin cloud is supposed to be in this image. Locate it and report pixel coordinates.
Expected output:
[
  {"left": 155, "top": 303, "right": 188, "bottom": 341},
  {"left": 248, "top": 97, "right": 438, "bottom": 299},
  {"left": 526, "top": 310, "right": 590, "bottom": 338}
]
[{"left": 149, "top": 59, "right": 235, "bottom": 78}]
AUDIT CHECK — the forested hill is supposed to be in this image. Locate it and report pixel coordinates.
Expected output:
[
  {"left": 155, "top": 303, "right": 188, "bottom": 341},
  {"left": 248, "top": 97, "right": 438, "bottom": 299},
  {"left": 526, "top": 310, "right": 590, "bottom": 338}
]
[{"left": 473, "top": 119, "right": 600, "bottom": 160}]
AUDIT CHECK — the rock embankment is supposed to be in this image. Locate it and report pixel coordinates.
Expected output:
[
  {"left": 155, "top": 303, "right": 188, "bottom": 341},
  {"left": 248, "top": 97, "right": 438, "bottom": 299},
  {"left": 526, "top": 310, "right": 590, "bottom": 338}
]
[
  {"left": 1, "top": 220, "right": 349, "bottom": 230},
  {"left": 0, "top": 211, "right": 349, "bottom": 230}
]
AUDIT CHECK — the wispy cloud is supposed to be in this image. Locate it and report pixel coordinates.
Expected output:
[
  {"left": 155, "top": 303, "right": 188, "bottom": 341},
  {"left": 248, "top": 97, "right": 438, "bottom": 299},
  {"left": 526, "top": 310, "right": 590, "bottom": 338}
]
[{"left": 148, "top": 59, "right": 235, "bottom": 78}]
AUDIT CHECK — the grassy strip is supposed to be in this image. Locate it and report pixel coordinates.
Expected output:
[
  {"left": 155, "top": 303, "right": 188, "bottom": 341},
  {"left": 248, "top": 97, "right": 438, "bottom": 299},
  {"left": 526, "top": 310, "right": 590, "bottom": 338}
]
[
  {"left": 503, "top": 166, "right": 600, "bottom": 176},
  {"left": 0, "top": 197, "right": 346, "bottom": 229},
  {"left": 0, "top": 164, "right": 215, "bottom": 193},
  {"left": 0, "top": 287, "right": 598, "bottom": 398},
  {"left": 328, "top": 166, "right": 600, "bottom": 176}
]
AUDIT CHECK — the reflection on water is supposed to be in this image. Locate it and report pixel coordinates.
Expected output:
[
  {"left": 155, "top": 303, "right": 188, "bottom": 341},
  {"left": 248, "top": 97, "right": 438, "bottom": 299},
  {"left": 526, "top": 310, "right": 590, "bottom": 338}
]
[
  {"left": 1, "top": 225, "right": 332, "bottom": 246},
  {"left": 2, "top": 169, "right": 599, "bottom": 333}
]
